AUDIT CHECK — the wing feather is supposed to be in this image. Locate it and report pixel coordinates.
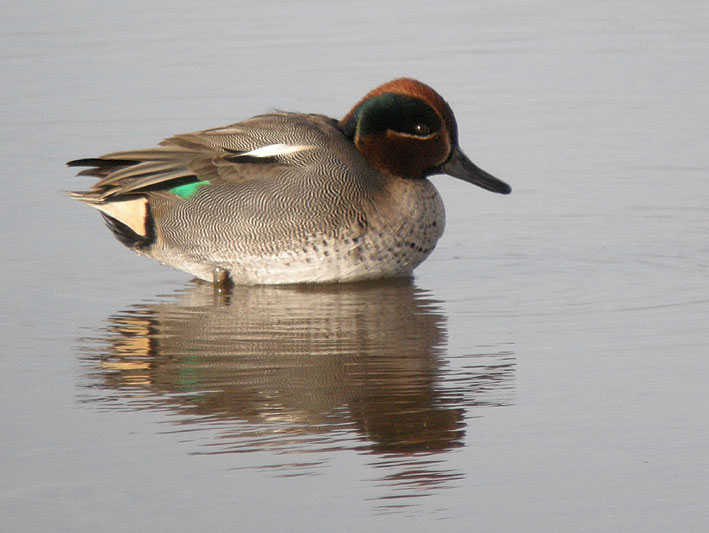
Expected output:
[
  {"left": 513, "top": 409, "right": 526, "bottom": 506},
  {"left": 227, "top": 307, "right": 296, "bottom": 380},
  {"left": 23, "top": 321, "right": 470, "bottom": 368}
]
[{"left": 68, "top": 113, "right": 334, "bottom": 201}]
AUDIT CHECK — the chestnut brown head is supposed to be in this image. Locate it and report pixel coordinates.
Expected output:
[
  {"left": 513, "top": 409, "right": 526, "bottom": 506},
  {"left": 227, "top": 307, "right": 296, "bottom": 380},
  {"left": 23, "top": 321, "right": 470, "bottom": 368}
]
[{"left": 340, "top": 78, "right": 511, "bottom": 194}]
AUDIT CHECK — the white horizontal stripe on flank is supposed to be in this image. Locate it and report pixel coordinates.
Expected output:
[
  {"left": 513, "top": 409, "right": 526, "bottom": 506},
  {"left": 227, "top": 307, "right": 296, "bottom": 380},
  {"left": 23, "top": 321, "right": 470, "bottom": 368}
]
[{"left": 240, "top": 144, "right": 312, "bottom": 158}]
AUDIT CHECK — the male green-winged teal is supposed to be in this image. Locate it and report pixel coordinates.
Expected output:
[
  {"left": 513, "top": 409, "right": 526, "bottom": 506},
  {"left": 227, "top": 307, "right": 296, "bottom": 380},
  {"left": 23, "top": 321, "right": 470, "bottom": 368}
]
[{"left": 69, "top": 78, "right": 511, "bottom": 284}]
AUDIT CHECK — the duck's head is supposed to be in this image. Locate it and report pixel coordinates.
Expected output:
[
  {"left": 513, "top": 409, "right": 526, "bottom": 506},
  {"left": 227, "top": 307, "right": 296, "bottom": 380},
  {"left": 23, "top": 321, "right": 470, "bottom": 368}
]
[{"left": 339, "top": 78, "right": 511, "bottom": 194}]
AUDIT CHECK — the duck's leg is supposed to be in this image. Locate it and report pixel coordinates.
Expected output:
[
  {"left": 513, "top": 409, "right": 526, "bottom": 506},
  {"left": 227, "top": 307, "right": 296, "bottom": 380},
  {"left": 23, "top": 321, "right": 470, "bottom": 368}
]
[{"left": 212, "top": 266, "right": 232, "bottom": 289}]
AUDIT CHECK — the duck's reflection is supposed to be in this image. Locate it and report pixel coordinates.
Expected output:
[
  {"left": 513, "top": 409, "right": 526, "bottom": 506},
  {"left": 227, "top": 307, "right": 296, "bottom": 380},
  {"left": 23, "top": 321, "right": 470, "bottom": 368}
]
[{"left": 78, "top": 278, "right": 514, "bottom": 504}]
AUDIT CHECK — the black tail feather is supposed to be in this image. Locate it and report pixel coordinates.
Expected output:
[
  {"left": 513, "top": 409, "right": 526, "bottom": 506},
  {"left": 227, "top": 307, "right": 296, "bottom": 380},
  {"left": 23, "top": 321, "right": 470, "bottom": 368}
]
[
  {"left": 101, "top": 211, "right": 154, "bottom": 250},
  {"left": 67, "top": 158, "right": 138, "bottom": 168}
]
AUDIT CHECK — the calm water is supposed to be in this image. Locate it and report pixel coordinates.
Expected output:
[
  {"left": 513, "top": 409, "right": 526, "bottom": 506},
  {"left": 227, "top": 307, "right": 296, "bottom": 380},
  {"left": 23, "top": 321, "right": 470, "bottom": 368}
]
[{"left": 2, "top": 1, "right": 708, "bottom": 531}]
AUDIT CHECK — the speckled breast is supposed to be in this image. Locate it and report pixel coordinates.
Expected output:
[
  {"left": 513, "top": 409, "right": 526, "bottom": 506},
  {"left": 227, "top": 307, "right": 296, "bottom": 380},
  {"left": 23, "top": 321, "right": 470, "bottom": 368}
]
[{"left": 148, "top": 176, "right": 445, "bottom": 284}]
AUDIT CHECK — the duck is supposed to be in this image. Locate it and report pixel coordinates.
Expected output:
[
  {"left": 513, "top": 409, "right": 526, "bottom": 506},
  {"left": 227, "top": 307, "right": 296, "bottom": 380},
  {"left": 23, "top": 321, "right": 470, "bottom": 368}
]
[{"left": 69, "top": 78, "right": 510, "bottom": 285}]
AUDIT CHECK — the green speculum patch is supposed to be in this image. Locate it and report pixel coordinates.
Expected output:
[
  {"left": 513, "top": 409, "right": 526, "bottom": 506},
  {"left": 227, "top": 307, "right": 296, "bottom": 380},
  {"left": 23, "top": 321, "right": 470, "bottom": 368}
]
[{"left": 170, "top": 180, "right": 210, "bottom": 199}]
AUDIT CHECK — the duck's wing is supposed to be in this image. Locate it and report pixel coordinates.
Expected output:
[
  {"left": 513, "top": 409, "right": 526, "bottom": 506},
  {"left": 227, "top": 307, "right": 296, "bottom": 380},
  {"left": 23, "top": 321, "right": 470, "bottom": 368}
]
[{"left": 68, "top": 113, "right": 341, "bottom": 201}]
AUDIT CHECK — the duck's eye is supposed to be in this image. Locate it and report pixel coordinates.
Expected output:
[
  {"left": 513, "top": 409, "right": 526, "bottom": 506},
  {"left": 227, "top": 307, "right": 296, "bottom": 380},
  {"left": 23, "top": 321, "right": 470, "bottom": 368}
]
[{"left": 413, "top": 123, "right": 431, "bottom": 136}]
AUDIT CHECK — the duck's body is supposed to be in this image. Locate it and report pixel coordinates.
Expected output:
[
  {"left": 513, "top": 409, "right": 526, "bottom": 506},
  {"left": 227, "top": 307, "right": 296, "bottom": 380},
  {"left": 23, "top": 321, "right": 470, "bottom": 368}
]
[{"left": 69, "top": 78, "right": 510, "bottom": 285}]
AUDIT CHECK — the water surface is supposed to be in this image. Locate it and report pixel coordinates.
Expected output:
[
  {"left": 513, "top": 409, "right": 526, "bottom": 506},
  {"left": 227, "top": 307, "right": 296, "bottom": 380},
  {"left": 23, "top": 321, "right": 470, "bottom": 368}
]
[{"left": 1, "top": 1, "right": 707, "bottom": 531}]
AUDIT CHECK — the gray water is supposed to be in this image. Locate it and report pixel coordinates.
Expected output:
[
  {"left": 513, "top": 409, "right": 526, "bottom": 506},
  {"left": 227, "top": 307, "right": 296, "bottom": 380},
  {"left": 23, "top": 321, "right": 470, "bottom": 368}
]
[{"left": 2, "top": 1, "right": 708, "bottom": 531}]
